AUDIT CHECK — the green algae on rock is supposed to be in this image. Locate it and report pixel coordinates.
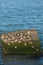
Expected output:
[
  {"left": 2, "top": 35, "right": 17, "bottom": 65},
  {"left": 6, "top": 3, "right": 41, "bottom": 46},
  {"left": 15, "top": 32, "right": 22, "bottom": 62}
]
[{"left": 1, "top": 29, "right": 41, "bottom": 57}]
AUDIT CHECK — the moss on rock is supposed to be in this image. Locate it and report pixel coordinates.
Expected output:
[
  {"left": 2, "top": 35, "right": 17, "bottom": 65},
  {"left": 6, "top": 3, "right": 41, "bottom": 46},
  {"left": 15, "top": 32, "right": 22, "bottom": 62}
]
[{"left": 1, "top": 29, "right": 41, "bottom": 57}]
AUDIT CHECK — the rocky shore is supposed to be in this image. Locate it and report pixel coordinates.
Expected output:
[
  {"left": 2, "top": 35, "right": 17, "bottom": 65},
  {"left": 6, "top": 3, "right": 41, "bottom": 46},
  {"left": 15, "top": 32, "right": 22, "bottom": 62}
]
[
  {"left": 1, "top": 29, "right": 41, "bottom": 57},
  {"left": 1, "top": 29, "right": 39, "bottom": 44}
]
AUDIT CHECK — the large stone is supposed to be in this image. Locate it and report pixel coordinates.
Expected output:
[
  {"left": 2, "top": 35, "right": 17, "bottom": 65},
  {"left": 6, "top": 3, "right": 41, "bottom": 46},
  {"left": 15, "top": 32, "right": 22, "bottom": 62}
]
[{"left": 1, "top": 29, "right": 41, "bottom": 57}]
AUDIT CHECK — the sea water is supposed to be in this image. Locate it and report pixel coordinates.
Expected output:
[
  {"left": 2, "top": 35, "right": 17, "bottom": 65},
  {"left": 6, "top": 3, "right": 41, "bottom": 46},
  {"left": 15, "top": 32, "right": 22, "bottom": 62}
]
[{"left": 0, "top": 0, "right": 43, "bottom": 65}]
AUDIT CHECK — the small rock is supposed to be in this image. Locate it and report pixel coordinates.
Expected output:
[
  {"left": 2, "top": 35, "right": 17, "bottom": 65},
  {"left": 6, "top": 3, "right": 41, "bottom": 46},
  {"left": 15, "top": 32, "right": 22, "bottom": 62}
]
[
  {"left": 8, "top": 43, "right": 10, "bottom": 46},
  {"left": 20, "top": 37, "right": 23, "bottom": 40},
  {"left": 11, "top": 41, "right": 14, "bottom": 43},
  {"left": 20, "top": 33, "right": 23, "bottom": 35},
  {"left": 15, "top": 46, "right": 17, "bottom": 49},
  {"left": 23, "top": 36, "right": 25, "bottom": 39},
  {"left": 30, "top": 42, "right": 32, "bottom": 44},
  {"left": 6, "top": 36, "right": 8, "bottom": 38},
  {"left": 2, "top": 34, "right": 5, "bottom": 36},
  {"left": 28, "top": 31, "right": 31, "bottom": 34},
  {"left": 36, "top": 49, "right": 39, "bottom": 51},
  {"left": 27, "top": 36, "right": 30, "bottom": 38},
  {"left": 8, "top": 33, "right": 11, "bottom": 36},
  {"left": 29, "top": 38, "right": 31, "bottom": 40},
  {"left": 15, "top": 39, "right": 18, "bottom": 42},
  {"left": 24, "top": 43, "right": 27, "bottom": 46},
  {"left": 18, "top": 41, "right": 21, "bottom": 43},
  {"left": 1, "top": 36, "right": 4, "bottom": 40},
  {"left": 8, "top": 38, "right": 11, "bottom": 41},
  {"left": 32, "top": 46, "right": 34, "bottom": 48},
  {"left": 3, "top": 39, "right": 7, "bottom": 42},
  {"left": 12, "top": 36, "right": 14, "bottom": 39}
]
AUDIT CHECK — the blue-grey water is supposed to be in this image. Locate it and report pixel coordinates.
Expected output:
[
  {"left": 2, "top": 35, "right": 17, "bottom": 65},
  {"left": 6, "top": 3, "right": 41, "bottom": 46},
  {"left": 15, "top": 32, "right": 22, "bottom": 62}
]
[{"left": 0, "top": 0, "right": 43, "bottom": 65}]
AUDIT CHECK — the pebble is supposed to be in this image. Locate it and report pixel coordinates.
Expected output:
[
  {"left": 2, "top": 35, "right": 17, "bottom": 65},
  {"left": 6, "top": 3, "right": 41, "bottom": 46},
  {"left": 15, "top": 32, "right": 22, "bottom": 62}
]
[
  {"left": 15, "top": 46, "right": 17, "bottom": 49},
  {"left": 1, "top": 36, "right": 4, "bottom": 40},
  {"left": 8, "top": 33, "right": 11, "bottom": 36},
  {"left": 3, "top": 39, "right": 7, "bottom": 42},
  {"left": 12, "top": 36, "right": 14, "bottom": 39},
  {"left": 8, "top": 43, "right": 10, "bottom": 46},
  {"left": 24, "top": 43, "right": 27, "bottom": 46},
  {"left": 8, "top": 38, "right": 11, "bottom": 41},
  {"left": 18, "top": 41, "right": 21, "bottom": 43},
  {"left": 20, "top": 33, "right": 23, "bottom": 35},
  {"left": 15, "top": 39, "right": 18, "bottom": 42},
  {"left": 32, "top": 46, "right": 34, "bottom": 48},
  {"left": 28, "top": 31, "right": 31, "bottom": 34},
  {"left": 27, "top": 36, "right": 30, "bottom": 38},
  {"left": 11, "top": 41, "right": 14, "bottom": 43},
  {"left": 20, "top": 37, "right": 23, "bottom": 40},
  {"left": 6, "top": 36, "right": 8, "bottom": 38},
  {"left": 36, "top": 49, "right": 39, "bottom": 51},
  {"left": 30, "top": 42, "right": 32, "bottom": 44},
  {"left": 29, "top": 38, "right": 31, "bottom": 40},
  {"left": 23, "top": 36, "right": 25, "bottom": 39}
]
